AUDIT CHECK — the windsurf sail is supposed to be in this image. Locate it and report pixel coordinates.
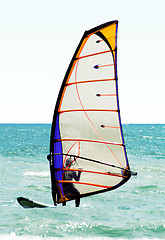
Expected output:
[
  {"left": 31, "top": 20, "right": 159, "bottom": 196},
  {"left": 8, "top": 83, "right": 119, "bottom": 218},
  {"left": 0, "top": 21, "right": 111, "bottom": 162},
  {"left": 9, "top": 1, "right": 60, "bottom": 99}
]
[{"left": 48, "top": 20, "right": 134, "bottom": 206}]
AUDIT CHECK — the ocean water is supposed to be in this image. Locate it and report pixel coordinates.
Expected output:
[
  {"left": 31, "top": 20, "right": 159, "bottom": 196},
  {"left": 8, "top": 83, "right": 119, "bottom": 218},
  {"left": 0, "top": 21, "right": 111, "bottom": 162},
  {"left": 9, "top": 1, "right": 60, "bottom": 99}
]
[{"left": 0, "top": 124, "right": 164, "bottom": 240}]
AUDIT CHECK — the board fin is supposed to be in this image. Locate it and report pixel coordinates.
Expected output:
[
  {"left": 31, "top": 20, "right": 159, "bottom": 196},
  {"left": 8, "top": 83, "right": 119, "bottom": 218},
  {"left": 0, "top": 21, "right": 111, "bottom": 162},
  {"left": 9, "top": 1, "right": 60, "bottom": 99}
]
[{"left": 17, "top": 197, "right": 55, "bottom": 209}]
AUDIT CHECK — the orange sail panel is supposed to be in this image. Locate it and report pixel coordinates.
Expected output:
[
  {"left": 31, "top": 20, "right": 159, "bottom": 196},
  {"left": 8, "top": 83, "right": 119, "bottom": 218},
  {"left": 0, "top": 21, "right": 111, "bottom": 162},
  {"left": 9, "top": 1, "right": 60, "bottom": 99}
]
[{"left": 49, "top": 21, "right": 131, "bottom": 204}]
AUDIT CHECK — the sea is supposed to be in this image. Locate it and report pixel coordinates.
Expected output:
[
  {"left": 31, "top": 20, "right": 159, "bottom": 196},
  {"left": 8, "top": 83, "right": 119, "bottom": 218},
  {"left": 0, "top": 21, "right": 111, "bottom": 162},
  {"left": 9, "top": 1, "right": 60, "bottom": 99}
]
[{"left": 0, "top": 124, "right": 164, "bottom": 240}]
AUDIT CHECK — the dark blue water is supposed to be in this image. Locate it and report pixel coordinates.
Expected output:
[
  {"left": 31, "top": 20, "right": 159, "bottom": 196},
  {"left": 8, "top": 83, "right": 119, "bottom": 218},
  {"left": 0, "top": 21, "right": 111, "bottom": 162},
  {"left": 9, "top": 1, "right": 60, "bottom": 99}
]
[{"left": 0, "top": 124, "right": 164, "bottom": 239}]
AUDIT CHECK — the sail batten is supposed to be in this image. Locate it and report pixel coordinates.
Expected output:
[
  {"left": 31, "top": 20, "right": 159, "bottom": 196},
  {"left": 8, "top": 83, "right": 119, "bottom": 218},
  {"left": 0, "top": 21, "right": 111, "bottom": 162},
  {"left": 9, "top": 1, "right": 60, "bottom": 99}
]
[
  {"left": 54, "top": 138, "right": 124, "bottom": 146},
  {"left": 66, "top": 78, "right": 117, "bottom": 86},
  {"left": 75, "top": 49, "right": 115, "bottom": 60},
  {"left": 49, "top": 21, "right": 132, "bottom": 206},
  {"left": 58, "top": 109, "right": 118, "bottom": 114},
  {"left": 56, "top": 180, "right": 112, "bottom": 189},
  {"left": 52, "top": 168, "right": 124, "bottom": 178}
]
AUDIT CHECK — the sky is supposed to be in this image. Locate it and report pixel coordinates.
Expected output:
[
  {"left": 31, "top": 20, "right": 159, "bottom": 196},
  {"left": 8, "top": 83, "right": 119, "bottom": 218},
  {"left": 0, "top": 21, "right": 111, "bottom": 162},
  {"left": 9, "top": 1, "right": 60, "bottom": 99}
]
[{"left": 0, "top": 0, "right": 165, "bottom": 124}]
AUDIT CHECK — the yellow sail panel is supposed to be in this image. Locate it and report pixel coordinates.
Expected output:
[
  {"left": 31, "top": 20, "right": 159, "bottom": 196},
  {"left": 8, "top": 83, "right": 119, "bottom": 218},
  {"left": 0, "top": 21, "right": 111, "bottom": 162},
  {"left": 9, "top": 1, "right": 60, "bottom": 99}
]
[{"left": 100, "top": 22, "right": 117, "bottom": 61}]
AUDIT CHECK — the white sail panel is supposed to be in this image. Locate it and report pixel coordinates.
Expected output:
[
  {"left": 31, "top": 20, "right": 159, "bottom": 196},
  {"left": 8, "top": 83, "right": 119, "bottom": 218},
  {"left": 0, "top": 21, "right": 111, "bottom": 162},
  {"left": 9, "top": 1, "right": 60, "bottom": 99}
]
[
  {"left": 59, "top": 111, "right": 122, "bottom": 143},
  {"left": 60, "top": 81, "right": 117, "bottom": 111}
]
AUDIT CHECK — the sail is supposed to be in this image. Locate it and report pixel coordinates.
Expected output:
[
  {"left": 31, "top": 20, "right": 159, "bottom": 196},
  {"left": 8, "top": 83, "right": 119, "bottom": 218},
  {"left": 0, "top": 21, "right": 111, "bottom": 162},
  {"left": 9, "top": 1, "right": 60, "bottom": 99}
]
[{"left": 48, "top": 21, "right": 131, "bottom": 205}]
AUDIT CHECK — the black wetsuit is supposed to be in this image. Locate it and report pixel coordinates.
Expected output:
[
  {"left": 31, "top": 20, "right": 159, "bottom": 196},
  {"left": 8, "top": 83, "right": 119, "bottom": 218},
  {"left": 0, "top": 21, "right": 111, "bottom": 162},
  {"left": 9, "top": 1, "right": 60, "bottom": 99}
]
[
  {"left": 63, "top": 170, "right": 81, "bottom": 196},
  {"left": 63, "top": 169, "right": 82, "bottom": 207}
]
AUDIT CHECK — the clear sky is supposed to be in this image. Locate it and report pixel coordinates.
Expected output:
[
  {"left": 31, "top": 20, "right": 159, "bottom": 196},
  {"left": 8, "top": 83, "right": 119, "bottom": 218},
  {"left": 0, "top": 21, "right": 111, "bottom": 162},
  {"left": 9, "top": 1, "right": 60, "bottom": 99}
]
[{"left": 0, "top": 0, "right": 164, "bottom": 123}]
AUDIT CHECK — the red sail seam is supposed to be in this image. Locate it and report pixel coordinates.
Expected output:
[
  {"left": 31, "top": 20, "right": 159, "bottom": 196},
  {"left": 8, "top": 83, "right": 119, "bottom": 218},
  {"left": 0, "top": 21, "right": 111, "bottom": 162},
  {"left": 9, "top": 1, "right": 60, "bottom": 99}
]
[{"left": 63, "top": 141, "right": 79, "bottom": 168}]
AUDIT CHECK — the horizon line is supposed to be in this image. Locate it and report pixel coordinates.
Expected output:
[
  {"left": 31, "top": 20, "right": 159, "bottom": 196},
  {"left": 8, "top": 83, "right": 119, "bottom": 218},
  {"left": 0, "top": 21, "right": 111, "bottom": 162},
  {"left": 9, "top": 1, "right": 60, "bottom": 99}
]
[{"left": 0, "top": 122, "right": 164, "bottom": 125}]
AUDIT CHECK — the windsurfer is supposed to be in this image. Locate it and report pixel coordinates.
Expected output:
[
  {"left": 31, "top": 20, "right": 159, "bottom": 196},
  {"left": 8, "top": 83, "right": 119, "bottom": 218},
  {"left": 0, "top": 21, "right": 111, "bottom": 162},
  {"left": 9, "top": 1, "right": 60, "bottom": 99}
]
[{"left": 63, "top": 157, "right": 82, "bottom": 207}]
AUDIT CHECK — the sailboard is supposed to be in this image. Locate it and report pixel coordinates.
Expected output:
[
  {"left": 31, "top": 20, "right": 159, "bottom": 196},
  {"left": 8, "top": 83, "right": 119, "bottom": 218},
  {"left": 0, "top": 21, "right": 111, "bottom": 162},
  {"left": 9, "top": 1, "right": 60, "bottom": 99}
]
[
  {"left": 47, "top": 20, "right": 137, "bottom": 207},
  {"left": 17, "top": 197, "right": 55, "bottom": 209}
]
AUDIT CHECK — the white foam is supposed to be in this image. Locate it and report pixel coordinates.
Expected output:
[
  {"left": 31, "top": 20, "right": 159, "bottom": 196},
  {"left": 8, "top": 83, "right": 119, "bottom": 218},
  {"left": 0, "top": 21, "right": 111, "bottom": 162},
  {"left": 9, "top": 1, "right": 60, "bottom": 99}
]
[
  {"left": 24, "top": 172, "right": 49, "bottom": 177},
  {"left": 0, "top": 234, "right": 161, "bottom": 240}
]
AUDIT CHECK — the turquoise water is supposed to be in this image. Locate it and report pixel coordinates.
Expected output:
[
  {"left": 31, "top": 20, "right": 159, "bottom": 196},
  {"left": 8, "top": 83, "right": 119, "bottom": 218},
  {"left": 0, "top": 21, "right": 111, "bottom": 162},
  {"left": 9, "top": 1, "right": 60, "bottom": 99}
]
[{"left": 0, "top": 124, "right": 164, "bottom": 239}]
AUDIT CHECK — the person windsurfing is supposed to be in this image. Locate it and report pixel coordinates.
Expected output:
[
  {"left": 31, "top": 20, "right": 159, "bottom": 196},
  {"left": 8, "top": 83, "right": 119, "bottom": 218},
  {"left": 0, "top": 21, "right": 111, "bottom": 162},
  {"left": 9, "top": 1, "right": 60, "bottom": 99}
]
[{"left": 63, "top": 157, "right": 82, "bottom": 207}]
